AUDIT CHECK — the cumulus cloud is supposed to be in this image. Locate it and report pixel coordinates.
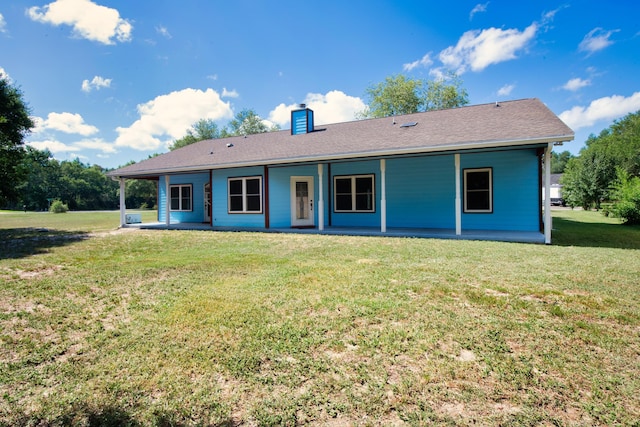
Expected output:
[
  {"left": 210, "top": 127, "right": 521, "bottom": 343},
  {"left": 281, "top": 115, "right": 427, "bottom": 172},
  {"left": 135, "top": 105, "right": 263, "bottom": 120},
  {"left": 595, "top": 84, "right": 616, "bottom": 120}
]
[
  {"left": 579, "top": 28, "right": 618, "bottom": 55},
  {"left": 28, "top": 139, "right": 76, "bottom": 153},
  {"left": 34, "top": 112, "right": 99, "bottom": 136},
  {"left": 497, "top": 84, "right": 515, "bottom": 97},
  {"left": 562, "top": 77, "right": 591, "bottom": 92},
  {"left": 81, "top": 75, "right": 112, "bottom": 92},
  {"left": 268, "top": 90, "right": 365, "bottom": 128},
  {"left": 0, "top": 67, "right": 10, "bottom": 82},
  {"left": 0, "top": 13, "right": 7, "bottom": 33},
  {"left": 221, "top": 88, "right": 239, "bottom": 98},
  {"left": 27, "top": 0, "right": 132, "bottom": 44},
  {"left": 115, "top": 88, "right": 234, "bottom": 150},
  {"left": 469, "top": 2, "right": 489, "bottom": 20},
  {"left": 439, "top": 23, "right": 537, "bottom": 73},
  {"left": 403, "top": 53, "right": 433, "bottom": 72},
  {"left": 559, "top": 92, "right": 640, "bottom": 130}
]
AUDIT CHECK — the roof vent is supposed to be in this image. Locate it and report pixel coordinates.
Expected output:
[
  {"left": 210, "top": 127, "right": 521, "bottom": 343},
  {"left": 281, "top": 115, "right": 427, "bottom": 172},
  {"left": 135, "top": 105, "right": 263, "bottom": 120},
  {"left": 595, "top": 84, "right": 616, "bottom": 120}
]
[
  {"left": 291, "top": 106, "right": 314, "bottom": 135},
  {"left": 400, "top": 121, "right": 418, "bottom": 128}
]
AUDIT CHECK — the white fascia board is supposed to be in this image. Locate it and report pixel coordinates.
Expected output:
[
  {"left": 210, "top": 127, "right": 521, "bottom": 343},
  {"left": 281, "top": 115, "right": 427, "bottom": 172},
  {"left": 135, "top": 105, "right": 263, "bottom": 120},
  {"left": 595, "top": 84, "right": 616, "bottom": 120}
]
[{"left": 112, "top": 134, "right": 574, "bottom": 178}]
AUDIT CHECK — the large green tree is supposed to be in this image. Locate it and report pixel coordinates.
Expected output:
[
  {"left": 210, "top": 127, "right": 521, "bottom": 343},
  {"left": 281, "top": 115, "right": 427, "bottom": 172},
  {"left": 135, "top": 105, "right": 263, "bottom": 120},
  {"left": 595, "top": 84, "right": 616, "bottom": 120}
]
[
  {"left": 0, "top": 77, "right": 35, "bottom": 206},
  {"left": 222, "top": 109, "right": 279, "bottom": 137},
  {"left": 551, "top": 150, "right": 574, "bottom": 174},
  {"left": 561, "top": 110, "right": 640, "bottom": 209},
  {"left": 169, "top": 119, "right": 220, "bottom": 151},
  {"left": 359, "top": 72, "right": 469, "bottom": 119},
  {"left": 18, "top": 146, "right": 61, "bottom": 210}
]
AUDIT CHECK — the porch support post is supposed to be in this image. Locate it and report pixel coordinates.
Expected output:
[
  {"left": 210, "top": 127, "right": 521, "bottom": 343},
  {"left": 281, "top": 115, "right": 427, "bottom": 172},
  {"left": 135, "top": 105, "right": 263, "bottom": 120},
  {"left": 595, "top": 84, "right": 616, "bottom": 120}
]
[
  {"left": 380, "top": 159, "right": 387, "bottom": 233},
  {"left": 165, "top": 175, "right": 170, "bottom": 226},
  {"left": 317, "top": 163, "right": 324, "bottom": 231},
  {"left": 455, "top": 154, "right": 461, "bottom": 235},
  {"left": 544, "top": 143, "right": 553, "bottom": 244},
  {"left": 119, "top": 178, "right": 126, "bottom": 227}
]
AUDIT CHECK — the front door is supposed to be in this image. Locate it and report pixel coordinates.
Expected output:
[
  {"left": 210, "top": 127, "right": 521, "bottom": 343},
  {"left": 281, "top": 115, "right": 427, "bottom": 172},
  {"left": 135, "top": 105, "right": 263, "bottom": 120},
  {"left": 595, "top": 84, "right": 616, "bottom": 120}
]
[
  {"left": 204, "top": 182, "right": 211, "bottom": 223},
  {"left": 290, "top": 177, "right": 314, "bottom": 227}
]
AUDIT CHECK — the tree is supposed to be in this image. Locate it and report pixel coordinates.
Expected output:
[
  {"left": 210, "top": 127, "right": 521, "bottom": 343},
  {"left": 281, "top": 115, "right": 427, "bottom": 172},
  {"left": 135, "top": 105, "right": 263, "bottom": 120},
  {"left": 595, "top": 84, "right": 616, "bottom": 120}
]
[
  {"left": 18, "top": 146, "right": 61, "bottom": 211},
  {"left": 0, "top": 76, "right": 35, "bottom": 207},
  {"left": 607, "top": 168, "right": 640, "bottom": 225},
  {"left": 359, "top": 72, "right": 469, "bottom": 119},
  {"left": 551, "top": 150, "right": 574, "bottom": 174},
  {"left": 222, "top": 109, "right": 279, "bottom": 137},
  {"left": 169, "top": 119, "right": 220, "bottom": 151},
  {"left": 561, "top": 110, "right": 640, "bottom": 210}
]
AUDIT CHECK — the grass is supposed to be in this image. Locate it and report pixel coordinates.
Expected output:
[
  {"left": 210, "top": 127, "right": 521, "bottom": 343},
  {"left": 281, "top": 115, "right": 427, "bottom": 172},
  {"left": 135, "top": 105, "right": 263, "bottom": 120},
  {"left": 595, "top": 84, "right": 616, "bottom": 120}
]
[{"left": 0, "top": 209, "right": 639, "bottom": 426}]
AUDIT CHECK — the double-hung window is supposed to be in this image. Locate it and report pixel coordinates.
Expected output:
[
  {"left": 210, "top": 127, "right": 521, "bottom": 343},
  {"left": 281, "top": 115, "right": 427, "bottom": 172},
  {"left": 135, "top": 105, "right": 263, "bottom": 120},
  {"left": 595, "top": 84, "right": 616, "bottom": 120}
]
[
  {"left": 463, "top": 168, "right": 492, "bottom": 213},
  {"left": 170, "top": 184, "right": 192, "bottom": 211},
  {"left": 228, "top": 176, "right": 263, "bottom": 213},
  {"left": 334, "top": 174, "right": 375, "bottom": 212}
]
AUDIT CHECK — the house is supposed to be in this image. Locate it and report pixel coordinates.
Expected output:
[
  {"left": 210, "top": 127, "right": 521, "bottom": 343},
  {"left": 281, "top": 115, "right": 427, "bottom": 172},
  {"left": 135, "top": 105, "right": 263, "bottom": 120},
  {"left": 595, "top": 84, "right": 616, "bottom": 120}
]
[{"left": 108, "top": 98, "right": 574, "bottom": 244}]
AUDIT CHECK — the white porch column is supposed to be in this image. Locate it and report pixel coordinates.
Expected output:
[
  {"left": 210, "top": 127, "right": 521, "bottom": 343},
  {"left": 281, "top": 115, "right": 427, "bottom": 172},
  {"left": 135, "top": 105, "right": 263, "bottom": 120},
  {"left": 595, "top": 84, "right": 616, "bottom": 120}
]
[
  {"left": 165, "top": 175, "right": 171, "bottom": 226},
  {"left": 317, "top": 163, "right": 324, "bottom": 231},
  {"left": 119, "top": 178, "right": 126, "bottom": 227},
  {"left": 455, "top": 154, "right": 461, "bottom": 235},
  {"left": 544, "top": 143, "right": 553, "bottom": 244},
  {"left": 380, "top": 159, "right": 387, "bottom": 233}
]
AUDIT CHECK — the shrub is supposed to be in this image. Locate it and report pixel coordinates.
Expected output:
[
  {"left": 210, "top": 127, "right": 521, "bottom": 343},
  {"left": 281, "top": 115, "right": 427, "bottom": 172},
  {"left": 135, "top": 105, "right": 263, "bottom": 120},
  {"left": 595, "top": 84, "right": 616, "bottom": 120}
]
[
  {"left": 606, "top": 168, "right": 640, "bottom": 225},
  {"left": 49, "top": 200, "right": 69, "bottom": 213}
]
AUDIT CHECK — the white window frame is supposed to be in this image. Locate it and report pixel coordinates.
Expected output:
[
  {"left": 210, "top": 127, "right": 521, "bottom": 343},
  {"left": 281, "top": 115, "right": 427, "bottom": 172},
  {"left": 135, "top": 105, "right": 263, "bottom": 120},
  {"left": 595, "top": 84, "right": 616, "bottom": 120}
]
[
  {"left": 169, "top": 184, "right": 193, "bottom": 212},
  {"left": 463, "top": 167, "right": 493, "bottom": 213},
  {"left": 333, "top": 174, "right": 375, "bottom": 213},
  {"left": 228, "top": 176, "right": 263, "bottom": 214}
]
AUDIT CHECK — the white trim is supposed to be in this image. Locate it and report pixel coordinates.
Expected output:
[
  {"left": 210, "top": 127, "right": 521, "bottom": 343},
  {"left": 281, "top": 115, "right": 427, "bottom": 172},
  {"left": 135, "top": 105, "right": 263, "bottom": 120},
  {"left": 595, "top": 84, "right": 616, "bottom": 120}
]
[
  {"left": 165, "top": 175, "right": 170, "bottom": 226},
  {"left": 380, "top": 159, "right": 386, "bottom": 233},
  {"left": 333, "top": 174, "right": 375, "bottom": 213},
  {"left": 318, "top": 164, "right": 324, "bottom": 231},
  {"left": 455, "top": 154, "right": 461, "bottom": 235},
  {"left": 227, "top": 176, "right": 263, "bottom": 214},
  {"left": 119, "top": 178, "right": 126, "bottom": 227},
  {"left": 290, "top": 176, "right": 314, "bottom": 227},
  {"left": 544, "top": 143, "right": 552, "bottom": 244},
  {"left": 111, "top": 136, "right": 574, "bottom": 179},
  {"left": 463, "top": 168, "right": 493, "bottom": 213},
  {"left": 169, "top": 184, "right": 193, "bottom": 212}
]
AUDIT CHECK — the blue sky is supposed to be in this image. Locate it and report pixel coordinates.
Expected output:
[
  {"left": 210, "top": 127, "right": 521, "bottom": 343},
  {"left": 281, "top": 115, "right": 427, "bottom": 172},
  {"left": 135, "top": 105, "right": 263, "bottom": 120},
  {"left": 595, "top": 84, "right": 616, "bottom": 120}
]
[{"left": 1, "top": 0, "right": 638, "bottom": 169}]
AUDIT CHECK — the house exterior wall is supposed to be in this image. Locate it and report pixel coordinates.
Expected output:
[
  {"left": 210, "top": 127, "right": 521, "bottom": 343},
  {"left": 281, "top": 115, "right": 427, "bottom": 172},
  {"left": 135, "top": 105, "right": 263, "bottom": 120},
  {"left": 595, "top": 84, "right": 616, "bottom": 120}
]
[
  {"left": 158, "top": 173, "right": 209, "bottom": 223},
  {"left": 211, "top": 166, "right": 265, "bottom": 227},
  {"left": 330, "top": 160, "right": 381, "bottom": 227},
  {"left": 460, "top": 148, "right": 540, "bottom": 231}
]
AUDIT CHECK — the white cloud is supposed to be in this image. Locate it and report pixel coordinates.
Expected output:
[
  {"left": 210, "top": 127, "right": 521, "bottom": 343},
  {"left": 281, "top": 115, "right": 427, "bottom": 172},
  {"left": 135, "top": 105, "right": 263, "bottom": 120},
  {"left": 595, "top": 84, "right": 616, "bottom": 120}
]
[
  {"left": 469, "top": 2, "right": 489, "bottom": 20},
  {"left": 27, "top": 0, "right": 132, "bottom": 45},
  {"left": 73, "top": 138, "right": 117, "bottom": 153},
  {"left": 115, "top": 88, "right": 234, "bottom": 150},
  {"left": 221, "top": 88, "right": 239, "bottom": 98},
  {"left": 403, "top": 53, "right": 433, "bottom": 72},
  {"left": 559, "top": 92, "right": 640, "bottom": 130},
  {"left": 81, "top": 75, "right": 112, "bottom": 92},
  {"left": 28, "top": 139, "right": 76, "bottom": 152},
  {"left": 156, "top": 25, "right": 171, "bottom": 39},
  {"left": 207, "top": 74, "right": 218, "bottom": 81},
  {"left": 268, "top": 90, "right": 365, "bottom": 128},
  {"left": 497, "top": 84, "right": 515, "bottom": 97},
  {"left": 0, "top": 13, "right": 7, "bottom": 33},
  {"left": 34, "top": 112, "right": 99, "bottom": 136},
  {"left": 0, "top": 67, "right": 10, "bottom": 82},
  {"left": 562, "top": 77, "right": 591, "bottom": 92},
  {"left": 439, "top": 23, "right": 537, "bottom": 73},
  {"left": 579, "top": 28, "right": 617, "bottom": 55}
]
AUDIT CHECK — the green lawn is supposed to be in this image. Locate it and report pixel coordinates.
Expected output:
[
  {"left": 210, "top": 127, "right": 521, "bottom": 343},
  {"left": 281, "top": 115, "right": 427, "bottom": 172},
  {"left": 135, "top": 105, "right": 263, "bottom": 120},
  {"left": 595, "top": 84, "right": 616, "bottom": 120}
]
[{"left": 0, "top": 210, "right": 638, "bottom": 426}]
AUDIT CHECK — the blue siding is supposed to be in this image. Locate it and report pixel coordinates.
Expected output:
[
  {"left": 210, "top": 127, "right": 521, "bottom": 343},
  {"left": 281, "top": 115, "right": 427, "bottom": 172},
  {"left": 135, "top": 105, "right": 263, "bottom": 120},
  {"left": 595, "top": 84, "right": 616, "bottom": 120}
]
[
  {"left": 212, "top": 166, "right": 265, "bottom": 227},
  {"left": 158, "top": 173, "right": 209, "bottom": 223},
  {"left": 268, "top": 164, "right": 328, "bottom": 228},
  {"left": 330, "top": 160, "right": 381, "bottom": 227},
  {"left": 386, "top": 155, "right": 456, "bottom": 229},
  {"left": 460, "top": 149, "right": 540, "bottom": 231}
]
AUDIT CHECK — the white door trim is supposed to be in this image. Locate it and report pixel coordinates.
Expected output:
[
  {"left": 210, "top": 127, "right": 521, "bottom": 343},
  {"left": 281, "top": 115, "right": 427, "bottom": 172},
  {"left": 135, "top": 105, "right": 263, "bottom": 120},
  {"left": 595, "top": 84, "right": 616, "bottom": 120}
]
[{"left": 290, "top": 176, "right": 314, "bottom": 227}]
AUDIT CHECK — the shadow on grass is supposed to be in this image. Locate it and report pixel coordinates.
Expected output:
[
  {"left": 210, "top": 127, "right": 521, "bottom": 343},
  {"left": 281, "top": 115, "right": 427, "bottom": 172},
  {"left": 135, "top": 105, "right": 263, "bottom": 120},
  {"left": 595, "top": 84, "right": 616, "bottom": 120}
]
[
  {"left": 8, "top": 404, "right": 236, "bottom": 427},
  {"left": 0, "top": 228, "right": 90, "bottom": 260},
  {"left": 552, "top": 217, "right": 640, "bottom": 249}
]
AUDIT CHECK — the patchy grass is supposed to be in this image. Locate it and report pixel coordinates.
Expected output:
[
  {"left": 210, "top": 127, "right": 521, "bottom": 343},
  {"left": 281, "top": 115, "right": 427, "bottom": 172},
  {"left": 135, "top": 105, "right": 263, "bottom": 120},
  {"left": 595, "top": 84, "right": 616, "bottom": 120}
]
[{"left": 0, "top": 210, "right": 638, "bottom": 425}]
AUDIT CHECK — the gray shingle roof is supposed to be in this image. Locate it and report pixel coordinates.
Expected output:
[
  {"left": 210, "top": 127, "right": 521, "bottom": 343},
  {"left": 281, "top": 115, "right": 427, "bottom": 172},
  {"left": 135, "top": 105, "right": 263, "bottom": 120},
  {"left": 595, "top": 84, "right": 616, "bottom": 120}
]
[{"left": 109, "top": 98, "right": 574, "bottom": 178}]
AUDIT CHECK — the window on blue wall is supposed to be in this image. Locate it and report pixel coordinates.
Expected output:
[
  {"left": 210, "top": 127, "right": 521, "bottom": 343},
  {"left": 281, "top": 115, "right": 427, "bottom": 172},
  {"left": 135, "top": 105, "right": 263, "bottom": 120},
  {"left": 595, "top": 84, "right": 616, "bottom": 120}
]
[
  {"left": 170, "top": 184, "right": 192, "bottom": 211},
  {"left": 228, "top": 176, "right": 263, "bottom": 213},
  {"left": 334, "top": 174, "right": 375, "bottom": 212},
  {"left": 464, "top": 168, "right": 492, "bottom": 213}
]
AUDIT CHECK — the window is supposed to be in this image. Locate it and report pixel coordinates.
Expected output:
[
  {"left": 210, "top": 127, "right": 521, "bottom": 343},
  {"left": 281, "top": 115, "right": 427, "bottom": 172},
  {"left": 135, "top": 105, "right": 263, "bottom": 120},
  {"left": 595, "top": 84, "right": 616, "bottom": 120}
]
[
  {"left": 170, "top": 184, "right": 192, "bottom": 211},
  {"left": 464, "top": 168, "right": 492, "bottom": 213},
  {"left": 334, "top": 174, "right": 375, "bottom": 212},
  {"left": 228, "top": 176, "right": 263, "bottom": 213}
]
